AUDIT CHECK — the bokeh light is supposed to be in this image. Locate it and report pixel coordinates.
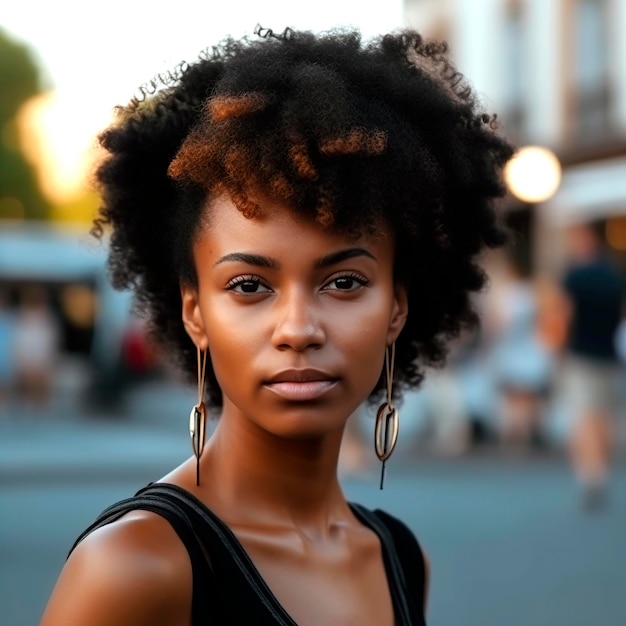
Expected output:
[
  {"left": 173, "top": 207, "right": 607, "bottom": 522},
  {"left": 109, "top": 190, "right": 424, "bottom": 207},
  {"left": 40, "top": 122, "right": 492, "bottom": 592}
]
[{"left": 505, "top": 145, "right": 562, "bottom": 203}]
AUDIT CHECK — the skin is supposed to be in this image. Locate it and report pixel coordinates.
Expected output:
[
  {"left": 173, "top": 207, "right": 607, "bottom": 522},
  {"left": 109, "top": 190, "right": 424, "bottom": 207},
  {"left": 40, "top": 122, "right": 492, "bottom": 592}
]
[{"left": 40, "top": 194, "right": 429, "bottom": 626}]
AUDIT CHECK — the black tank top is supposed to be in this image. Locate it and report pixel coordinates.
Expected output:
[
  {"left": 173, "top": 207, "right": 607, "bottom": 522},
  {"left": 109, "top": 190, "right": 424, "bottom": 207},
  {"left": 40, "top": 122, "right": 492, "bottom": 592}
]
[{"left": 70, "top": 483, "right": 427, "bottom": 625}]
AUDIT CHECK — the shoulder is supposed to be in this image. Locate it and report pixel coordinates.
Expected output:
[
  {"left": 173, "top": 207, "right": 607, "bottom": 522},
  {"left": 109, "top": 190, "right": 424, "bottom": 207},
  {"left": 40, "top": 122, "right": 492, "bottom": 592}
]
[{"left": 40, "top": 511, "right": 192, "bottom": 626}]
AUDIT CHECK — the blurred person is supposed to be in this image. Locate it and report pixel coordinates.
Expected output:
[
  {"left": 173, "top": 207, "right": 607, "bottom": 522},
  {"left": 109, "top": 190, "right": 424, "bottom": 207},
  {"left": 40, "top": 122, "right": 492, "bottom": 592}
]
[
  {"left": 90, "top": 315, "right": 163, "bottom": 412},
  {"left": 40, "top": 27, "right": 514, "bottom": 626},
  {"left": 559, "top": 222, "right": 624, "bottom": 509},
  {"left": 12, "top": 285, "right": 60, "bottom": 408},
  {"left": 404, "top": 335, "right": 483, "bottom": 457},
  {"left": 483, "top": 252, "right": 555, "bottom": 450},
  {"left": 420, "top": 366, "right": 472, "bottom": 456},
  {"left": 0, "top": 288, "right": 15, "bottom": 409},
  {"left": 534, "top": 273, "right": 570, "bottom": 356},
  {"left": 119, "top": 316, "right": 162, "bottom": 384}
]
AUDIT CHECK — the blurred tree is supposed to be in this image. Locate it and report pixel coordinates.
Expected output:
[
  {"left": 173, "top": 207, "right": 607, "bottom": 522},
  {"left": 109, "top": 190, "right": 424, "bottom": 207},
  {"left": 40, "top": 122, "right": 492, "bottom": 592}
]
[{"left": 0, "top": 28, "right": 50, "bottom": 220}]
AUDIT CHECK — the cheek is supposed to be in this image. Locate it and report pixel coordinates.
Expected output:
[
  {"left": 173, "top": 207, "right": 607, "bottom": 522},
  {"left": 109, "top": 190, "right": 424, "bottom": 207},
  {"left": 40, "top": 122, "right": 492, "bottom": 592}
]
[
  {"left": 333, "top": 297, "right": 393, "bottom": 385},
  {"left": 200, "top": 303, "right": 260, "bottom": 388},
  {"left": 337, "top": 286, "right": 396, "bottom": 340}
]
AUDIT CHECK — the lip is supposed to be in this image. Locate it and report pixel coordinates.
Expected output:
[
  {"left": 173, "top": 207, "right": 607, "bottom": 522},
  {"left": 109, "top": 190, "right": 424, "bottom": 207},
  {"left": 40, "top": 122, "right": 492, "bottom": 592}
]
[
  {"left": 263, "top": 369, "right": 338, "bottom": 401},
  {"left": 266, "top": 368, "right": 336, "bottom": 384}
]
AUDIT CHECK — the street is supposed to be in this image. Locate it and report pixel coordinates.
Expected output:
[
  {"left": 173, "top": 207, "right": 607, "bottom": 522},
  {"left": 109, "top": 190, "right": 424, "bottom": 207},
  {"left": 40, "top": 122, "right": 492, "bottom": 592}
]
[{"left": 1, "top": 385, "right": 625, "bottom": 626}]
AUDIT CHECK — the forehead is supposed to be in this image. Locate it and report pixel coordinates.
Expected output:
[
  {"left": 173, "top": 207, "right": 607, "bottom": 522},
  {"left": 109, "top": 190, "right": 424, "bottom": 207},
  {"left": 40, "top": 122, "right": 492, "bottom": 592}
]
[{"left": 197, "top": 194, "right": 391, "bottom": 254}]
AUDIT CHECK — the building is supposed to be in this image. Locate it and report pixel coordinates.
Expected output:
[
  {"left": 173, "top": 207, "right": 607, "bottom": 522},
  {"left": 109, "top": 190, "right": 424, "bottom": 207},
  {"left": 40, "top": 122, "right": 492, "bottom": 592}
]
[{"left": 403, "top": 0, "right": 626, "bottom": 274}]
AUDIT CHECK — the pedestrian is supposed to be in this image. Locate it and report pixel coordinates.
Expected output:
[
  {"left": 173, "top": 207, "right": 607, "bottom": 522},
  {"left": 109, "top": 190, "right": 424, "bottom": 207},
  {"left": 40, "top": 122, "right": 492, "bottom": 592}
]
[
  {"left": 558, "top": 221, "right": 625, "bottom": 509},
  {"left": 0, "top": 288, "right": 15, "bottom": 410},
  {"left": 484, "top": 252, "right": 555, "bottom": 450},
  {"left": 40, "top": 26, "right": 513, "bottom": 626},
  {"left": 12, "top": 285, "right": 60, "bottom": 408}
]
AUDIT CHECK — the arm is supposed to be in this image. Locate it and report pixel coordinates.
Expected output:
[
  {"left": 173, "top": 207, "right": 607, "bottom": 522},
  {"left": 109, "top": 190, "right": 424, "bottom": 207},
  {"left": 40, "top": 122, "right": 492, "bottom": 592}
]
[{"left": 39, "top": 512, "right": 193, "bottom": 626}]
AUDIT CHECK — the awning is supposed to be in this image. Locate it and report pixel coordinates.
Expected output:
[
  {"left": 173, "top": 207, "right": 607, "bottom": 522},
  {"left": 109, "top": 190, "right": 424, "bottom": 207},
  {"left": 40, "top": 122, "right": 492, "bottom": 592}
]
[{"left": 543, "top": 156, "right": 626, "bottom": 225}]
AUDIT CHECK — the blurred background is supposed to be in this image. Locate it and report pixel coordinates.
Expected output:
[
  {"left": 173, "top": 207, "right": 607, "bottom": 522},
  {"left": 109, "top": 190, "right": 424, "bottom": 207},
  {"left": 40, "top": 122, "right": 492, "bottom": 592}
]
[{"left": 1, "top": 1, "right": 625, "bottom": 624}]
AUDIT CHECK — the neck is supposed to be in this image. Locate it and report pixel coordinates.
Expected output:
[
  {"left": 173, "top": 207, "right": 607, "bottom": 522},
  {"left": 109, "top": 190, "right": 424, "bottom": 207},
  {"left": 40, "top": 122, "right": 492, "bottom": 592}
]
[{"left": 202, "top": 405, "right": 349, "bottom": 529}]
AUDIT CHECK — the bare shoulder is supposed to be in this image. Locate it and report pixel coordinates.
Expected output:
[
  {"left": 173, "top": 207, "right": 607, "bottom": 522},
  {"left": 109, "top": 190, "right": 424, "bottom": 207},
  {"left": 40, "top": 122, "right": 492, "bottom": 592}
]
[{"left": 39, "top": 511, "right": 192, "bottom": 626}]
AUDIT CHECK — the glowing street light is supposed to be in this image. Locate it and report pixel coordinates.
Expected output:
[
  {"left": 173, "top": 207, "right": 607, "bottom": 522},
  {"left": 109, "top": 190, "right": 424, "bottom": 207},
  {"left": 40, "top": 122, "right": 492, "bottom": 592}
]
[{"left": 504, "top": 145, "right": 562, "bottom": 203}]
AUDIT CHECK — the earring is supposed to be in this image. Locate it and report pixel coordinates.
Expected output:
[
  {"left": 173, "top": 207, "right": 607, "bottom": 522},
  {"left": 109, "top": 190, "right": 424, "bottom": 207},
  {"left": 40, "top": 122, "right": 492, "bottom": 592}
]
[
  {"left": 374, "top": 342, "right": 399, "bottom": 490},
  {"left": 189, "top": 346, "right": 207, "bottom": 486}
]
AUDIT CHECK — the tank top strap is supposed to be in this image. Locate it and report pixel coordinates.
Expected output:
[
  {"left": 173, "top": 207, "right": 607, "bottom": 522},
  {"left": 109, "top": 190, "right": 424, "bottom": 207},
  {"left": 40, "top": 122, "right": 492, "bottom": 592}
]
[
  {"left": 350, "top": 503, "right": 416, "bottom": 626},
  {"left": 142, "top": 483, "right": 299, "bottom": 625},
  {"left": 370, "top": 508, "right": 426, "bottom": 616},
  {"left": 350, "top": 504, "right": 426, "bottom": 626}
]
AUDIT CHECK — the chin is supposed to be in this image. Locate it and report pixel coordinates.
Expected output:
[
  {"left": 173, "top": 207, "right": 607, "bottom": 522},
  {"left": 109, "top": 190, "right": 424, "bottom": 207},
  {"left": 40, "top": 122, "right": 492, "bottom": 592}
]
[{"left": 258, "top": 405, "right": 348, "bottom": 439}]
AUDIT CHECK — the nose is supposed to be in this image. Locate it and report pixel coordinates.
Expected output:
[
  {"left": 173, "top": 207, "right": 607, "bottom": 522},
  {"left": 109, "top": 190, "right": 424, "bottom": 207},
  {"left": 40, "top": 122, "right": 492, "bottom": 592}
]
[{"left": 271, "top": 288, "right": 325, "bottom": 351}]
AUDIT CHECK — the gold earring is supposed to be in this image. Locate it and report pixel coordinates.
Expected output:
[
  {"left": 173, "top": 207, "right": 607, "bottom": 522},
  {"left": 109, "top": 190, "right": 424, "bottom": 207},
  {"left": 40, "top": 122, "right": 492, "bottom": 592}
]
[
  {"left": 374, "top": 342, "right": 399, "bottom": 490},
  {"left": 189, "top": 346, "right": 207, "bottom": 486}
]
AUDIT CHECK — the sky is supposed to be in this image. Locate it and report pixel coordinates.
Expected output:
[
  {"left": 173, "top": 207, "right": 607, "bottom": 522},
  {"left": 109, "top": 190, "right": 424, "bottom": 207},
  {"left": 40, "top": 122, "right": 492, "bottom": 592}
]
[{"left": 2, "top": 0, "right": 405, "bottom": 202}]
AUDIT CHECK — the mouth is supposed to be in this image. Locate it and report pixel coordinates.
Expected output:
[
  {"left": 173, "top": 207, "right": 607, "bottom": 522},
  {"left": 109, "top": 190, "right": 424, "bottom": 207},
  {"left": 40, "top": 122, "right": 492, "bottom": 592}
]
[{"left": 263, "top": 369, "right": 339, "bottom": 401}]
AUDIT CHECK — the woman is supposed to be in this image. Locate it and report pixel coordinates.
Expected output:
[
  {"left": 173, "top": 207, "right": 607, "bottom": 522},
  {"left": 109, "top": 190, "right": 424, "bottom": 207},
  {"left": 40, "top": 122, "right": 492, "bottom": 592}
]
[{"left": 40, "top": 27, "right": 513, "bottom": 625}]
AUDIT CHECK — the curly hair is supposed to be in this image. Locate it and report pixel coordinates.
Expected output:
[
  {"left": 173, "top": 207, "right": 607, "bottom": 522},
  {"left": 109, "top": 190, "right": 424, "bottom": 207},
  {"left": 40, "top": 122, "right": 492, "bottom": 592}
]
[{"left": 93, "top": 26, "right": 514, "bottom": 407}]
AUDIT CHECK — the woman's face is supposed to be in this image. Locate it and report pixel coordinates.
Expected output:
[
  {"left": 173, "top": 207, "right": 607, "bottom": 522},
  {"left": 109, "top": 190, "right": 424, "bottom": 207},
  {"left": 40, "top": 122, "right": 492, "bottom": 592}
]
[{"left": 182, "top": 194, "right": 407, "bottom": 439}]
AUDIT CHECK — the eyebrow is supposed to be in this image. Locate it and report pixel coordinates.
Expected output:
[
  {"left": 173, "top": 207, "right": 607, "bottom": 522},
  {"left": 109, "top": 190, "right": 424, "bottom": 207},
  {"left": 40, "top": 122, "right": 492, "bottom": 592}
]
[
  {"left": 314, "top": 247, "right": 376, "bottom": 268},
  {"left": 213, "top": 252, "right": 278, "bottom": 268},
  {"left": 213, "top": 247, "right": 376, "bottom": 269}
]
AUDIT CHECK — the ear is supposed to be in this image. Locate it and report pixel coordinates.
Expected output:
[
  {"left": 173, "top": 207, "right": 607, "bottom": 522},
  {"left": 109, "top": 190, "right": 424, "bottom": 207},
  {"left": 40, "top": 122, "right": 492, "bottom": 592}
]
[
  {"left": 180, "top": 282, "right": 209, "bottom": 351},
  {"left": 387, "top": 282, "right": 408, "bottom": 344}
]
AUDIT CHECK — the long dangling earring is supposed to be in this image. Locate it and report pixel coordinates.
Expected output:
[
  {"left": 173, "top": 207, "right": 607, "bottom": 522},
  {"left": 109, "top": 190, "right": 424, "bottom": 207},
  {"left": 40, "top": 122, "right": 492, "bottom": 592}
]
[
  {"left": 189, "top": 347, "right": 207, "bottom": 486},
  {"left": 374, "top": 342, "right": 399, "bottom": 490}
]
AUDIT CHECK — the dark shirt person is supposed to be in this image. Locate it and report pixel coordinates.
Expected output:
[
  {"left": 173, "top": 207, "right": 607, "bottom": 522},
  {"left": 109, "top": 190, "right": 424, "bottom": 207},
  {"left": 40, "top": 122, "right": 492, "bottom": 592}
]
[{"left": 561, "top": 222, "right": 624, "bottom": 508}]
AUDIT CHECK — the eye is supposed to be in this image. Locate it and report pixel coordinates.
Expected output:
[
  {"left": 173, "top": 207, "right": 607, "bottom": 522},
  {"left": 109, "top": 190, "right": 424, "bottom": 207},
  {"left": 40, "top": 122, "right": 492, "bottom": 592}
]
[
  {"left": 225, "top": 275, "right": 272, "bottom": 295},
  {"left": 322, "top": 273, "right": 369, "bottom": 292}
]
